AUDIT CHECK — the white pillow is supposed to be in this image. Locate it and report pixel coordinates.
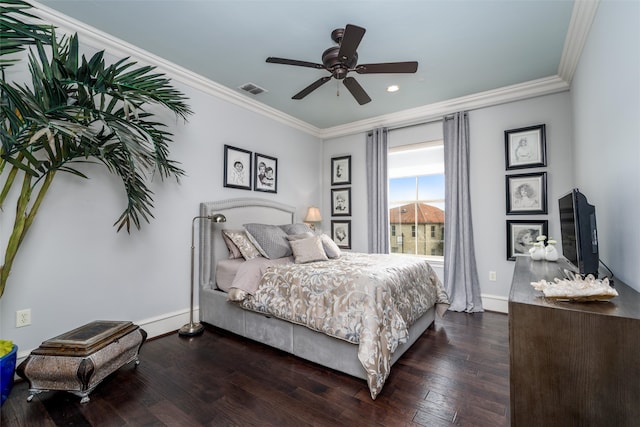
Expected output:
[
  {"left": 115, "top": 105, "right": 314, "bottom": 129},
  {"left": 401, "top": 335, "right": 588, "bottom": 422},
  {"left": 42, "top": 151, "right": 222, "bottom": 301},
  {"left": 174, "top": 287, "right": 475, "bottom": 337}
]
[
  {"left": 320, "top": 234, "right": 342, "bottom": 258},
  {"left": 289, "top": 236, "right": 328, "bottom": 264}
]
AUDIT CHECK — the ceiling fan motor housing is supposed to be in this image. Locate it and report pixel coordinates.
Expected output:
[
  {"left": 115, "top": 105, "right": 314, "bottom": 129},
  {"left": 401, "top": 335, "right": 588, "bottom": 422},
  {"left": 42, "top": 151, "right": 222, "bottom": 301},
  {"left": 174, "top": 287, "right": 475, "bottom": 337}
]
[{"left": 322, "top": 46, "right": 357, "bottom": 79}]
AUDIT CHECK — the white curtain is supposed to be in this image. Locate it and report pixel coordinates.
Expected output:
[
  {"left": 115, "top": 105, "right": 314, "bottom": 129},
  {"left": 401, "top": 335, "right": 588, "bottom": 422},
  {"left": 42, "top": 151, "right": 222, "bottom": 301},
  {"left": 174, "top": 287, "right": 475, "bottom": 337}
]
[
  {"left": 443, "top": 112, "right": 483, "bottom": 312},
  {"left": 366, "top": 127, "right": 389, "bottom": 254}
]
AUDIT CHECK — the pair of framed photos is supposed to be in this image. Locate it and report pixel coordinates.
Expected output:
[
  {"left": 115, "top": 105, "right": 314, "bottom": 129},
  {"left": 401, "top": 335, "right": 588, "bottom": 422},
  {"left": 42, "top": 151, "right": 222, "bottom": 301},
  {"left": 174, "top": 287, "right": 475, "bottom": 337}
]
[
  {"left": 504, "top": 124, "right": 548, "bottom": 260},
  {"left": 223, "top": 145, "right": 277, "bottom": 193},
  {"left": 330, "top": 155, "right": 352, "bottom": 249}
]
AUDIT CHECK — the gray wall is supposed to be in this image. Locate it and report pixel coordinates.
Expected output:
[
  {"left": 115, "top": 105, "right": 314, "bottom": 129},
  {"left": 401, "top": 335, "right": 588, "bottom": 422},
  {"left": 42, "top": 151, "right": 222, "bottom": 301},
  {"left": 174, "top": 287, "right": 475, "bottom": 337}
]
[
  {"left": 0, "top": 53, "right": 322, "bottom": 354},
  {"left": 570, "top": 0, "right": 640, "bottom": 291}
]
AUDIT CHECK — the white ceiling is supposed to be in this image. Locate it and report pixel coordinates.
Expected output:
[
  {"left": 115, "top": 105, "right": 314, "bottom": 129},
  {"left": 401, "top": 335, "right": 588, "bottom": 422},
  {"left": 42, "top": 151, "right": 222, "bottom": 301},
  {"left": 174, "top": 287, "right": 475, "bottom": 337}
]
[{"left": 35, "top": 0, "right": 577, "bottom": 130}]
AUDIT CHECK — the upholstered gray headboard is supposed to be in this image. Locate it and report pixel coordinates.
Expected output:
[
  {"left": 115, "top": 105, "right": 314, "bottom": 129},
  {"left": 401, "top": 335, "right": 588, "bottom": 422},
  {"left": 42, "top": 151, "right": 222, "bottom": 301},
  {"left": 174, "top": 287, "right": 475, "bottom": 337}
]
[{"left": 199, "top": 198, "right": 296, "bottom": 289}]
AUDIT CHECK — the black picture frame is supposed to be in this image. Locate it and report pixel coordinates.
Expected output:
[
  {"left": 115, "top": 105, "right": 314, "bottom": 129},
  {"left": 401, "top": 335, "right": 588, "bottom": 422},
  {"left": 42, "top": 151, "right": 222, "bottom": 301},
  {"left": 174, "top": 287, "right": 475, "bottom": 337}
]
[
  {"left": 254, "top": 153, "right": 277, "bottom": 193},
  {"left": 223, "top": 145, "right": 252, "bottom": 190},
  {"left": 331, "top": 155, "right": 351, "bottom": 186},
  {"left": 331, "top": 187, "right": 351, "bottom": 216},
  {"left": 506, "top": 172, "right": 547, "bottom": 215},
  {"left": 331, "top": 220, "right": 351, "bottom": 249},
  {"left": 505, "top": 124, "right": 546, "bottom": 170},
  {"left": 506, "top": 219, "right": 548, "bottom": 261}
]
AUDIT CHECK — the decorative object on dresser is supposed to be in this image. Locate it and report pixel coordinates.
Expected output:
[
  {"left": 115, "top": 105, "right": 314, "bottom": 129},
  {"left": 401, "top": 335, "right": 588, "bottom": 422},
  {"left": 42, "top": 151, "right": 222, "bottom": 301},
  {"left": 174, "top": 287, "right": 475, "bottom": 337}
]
[
  {"left": 303, "top": 206, "right": 322, "bottom": 230},
  {"left": 179, "top": 213, "right": 227, "bottom": 337},
  {"left": 17, "top": 321, "right": 147, "bottom": 404},
  {"left": 253, "top": 153, "right": 278, "bottom": 193},
  {"left": 223, "top": 145, "right": 252, "bottom": 190},
  {"left": 504, "top": 124, "right": 546, "bottom": 170},
  {"left": 505, "top": 172, "right": 547, "bottom": 215},
  {"left": 331, "top": 155, "right": 351, "bottom": 186},
  {"left": 506, "top": 219, "right": 548, "bottom": 261}
]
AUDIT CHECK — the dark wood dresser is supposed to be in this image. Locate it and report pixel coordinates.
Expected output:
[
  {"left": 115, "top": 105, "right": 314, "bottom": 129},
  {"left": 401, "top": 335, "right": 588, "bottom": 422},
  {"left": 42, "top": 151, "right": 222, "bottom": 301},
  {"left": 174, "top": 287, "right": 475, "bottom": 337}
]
[{"left": 509, "top": 257, "right": 640, "bottom": 426}]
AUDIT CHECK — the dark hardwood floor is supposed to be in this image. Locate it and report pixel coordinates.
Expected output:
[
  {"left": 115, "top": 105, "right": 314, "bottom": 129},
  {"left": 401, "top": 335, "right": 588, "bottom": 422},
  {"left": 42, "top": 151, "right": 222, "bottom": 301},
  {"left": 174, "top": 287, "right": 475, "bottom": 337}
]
[{"left": 1, "top": 311, "right": 509, "bottom": 426}]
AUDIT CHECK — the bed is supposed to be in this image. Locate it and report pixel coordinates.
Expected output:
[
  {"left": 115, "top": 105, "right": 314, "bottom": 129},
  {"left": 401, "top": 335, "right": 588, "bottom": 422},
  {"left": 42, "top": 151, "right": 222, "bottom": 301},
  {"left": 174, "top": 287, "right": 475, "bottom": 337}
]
[{"left": 198, "top": 197, "right": 449, "bottom": 399}]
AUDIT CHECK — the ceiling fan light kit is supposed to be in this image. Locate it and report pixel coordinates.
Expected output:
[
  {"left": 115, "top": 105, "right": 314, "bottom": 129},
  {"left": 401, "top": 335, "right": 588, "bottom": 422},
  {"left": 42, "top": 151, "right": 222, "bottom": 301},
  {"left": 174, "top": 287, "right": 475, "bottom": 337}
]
[{"left": 266, "top": 24, "right": 418, "bottom": 105}]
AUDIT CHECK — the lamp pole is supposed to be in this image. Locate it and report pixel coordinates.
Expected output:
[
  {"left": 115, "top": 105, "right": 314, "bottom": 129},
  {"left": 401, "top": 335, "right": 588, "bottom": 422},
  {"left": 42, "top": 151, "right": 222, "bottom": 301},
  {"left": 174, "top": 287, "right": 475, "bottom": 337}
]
[{"left": 179, "top": 214, "right": 226, "bottom": 337}]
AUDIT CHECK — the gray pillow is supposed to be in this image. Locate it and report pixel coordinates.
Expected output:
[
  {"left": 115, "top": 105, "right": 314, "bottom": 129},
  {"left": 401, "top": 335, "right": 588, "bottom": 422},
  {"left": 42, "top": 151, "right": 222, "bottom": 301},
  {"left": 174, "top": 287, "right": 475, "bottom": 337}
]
[
  {"left": 279, "top": 223, "right": 312, "bottom": 235},
  {"left": 243, "top": 223, "right": 292, "bottom": 259}
]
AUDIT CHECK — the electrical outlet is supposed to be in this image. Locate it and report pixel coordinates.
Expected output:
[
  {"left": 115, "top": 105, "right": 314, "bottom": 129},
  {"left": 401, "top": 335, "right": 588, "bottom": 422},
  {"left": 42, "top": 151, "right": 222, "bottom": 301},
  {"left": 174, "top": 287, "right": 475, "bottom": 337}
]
[
  {"left": 16, "top": 309, "right": 31, "bottom": 327},
  {"left": 489, "top": 271, "right": 497, "bottom": 281}
]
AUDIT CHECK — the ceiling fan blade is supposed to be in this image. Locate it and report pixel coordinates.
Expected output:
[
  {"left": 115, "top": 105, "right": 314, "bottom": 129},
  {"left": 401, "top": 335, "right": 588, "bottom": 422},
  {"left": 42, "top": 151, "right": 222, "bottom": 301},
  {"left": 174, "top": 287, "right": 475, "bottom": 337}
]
[
  {"left": 355, "top": 61, "right": 419, "bottom": 74},
  {"left": 266, "top": 57, "right": 325, "bottom": 69},
  {"left": 292, "top": 76, "right": 332, "bottom": 100},
  {"left": 337, "top": 24, "right": 366, "bottom": 63},
  {"left": 343, "top": 77, "right": 371, "bottom": 105}
]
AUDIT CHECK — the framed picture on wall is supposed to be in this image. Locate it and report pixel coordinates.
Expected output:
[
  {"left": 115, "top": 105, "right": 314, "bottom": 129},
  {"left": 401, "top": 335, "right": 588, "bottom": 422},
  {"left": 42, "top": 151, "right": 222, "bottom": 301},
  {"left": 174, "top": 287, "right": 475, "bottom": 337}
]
[
  {"left": 331, "top": 188, "right": 351, "bottom": 216},
  {"left": 331, "top": 155, "right": 351, "bottom": 186},
  {"left": 223, "top": 145, "right": 252, "bottom": 190},
  {"left": 254, "top": 153, "right": 277, "bottom": 193},
  {"left": 506, "top": 172, "right": 547, "bottom": 214},
  {"left": 331, "top": 220, "right": 351, "bottom": 249},
  {"left": 506, "top": 219, "right": 548, "bottom": 261},
  {"left": 505, "top": 124, "right": 546, "bottom": 170}
]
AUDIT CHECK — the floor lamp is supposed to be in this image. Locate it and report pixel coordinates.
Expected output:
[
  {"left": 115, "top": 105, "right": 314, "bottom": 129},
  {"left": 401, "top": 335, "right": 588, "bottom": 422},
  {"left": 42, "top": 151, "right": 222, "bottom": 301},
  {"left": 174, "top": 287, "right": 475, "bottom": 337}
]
[{"left": 178, "top": 213, "right": 226, "bottom": 337}]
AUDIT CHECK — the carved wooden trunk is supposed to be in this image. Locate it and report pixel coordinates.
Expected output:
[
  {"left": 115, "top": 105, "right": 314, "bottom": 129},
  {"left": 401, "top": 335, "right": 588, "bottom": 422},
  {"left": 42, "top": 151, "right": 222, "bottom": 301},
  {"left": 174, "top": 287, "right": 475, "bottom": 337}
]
[{"left": 17, "top": 320, "right": 147, "bottom": 403}]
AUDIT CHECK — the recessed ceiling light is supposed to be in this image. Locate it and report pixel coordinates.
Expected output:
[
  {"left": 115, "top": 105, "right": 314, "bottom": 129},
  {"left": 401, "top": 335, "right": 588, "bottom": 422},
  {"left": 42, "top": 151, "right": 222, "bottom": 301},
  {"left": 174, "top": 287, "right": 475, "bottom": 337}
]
[{"left": 387, "top": 85, "right": 399, "bottom": 93}]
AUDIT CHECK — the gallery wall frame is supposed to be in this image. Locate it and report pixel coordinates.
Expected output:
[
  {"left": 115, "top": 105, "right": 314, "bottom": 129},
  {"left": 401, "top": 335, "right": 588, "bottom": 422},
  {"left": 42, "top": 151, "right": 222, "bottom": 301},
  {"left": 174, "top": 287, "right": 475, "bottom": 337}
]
[
  {"left": 254, "top": 153, "right": 278, "bottom": 193},
  {"left": 506, "top": 172, "right": 547, "bottom": 215},
  {"left": 331, "top": 187, "right": 351, "bottom": 216},
  {"left": 223, "top": 145, "right": 252, "bottom": 190},
  {"left": 331, "top": 220, "right": 351, "bottom": 249},
  {"left": 505, "top": 124, "right": 546, "bottom": 170},
  {"left": 506, "top": 219, "right": 548, "bottom": 261},
  {"left": 331, "top": 155, "right": 351, "bottom": 186}
]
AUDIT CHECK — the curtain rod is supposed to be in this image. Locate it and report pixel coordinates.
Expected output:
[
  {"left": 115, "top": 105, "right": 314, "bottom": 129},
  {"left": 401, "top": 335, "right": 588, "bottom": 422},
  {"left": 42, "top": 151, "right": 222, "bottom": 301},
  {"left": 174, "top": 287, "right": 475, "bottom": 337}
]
[{"left": 387, "top": 116, "right": 444, "bottom": 132}]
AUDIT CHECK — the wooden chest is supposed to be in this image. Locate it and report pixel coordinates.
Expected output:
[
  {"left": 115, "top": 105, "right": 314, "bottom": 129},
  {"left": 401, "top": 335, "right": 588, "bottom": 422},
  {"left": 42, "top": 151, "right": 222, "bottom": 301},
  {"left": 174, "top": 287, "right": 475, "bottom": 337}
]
[{"left": 17, "top": 320, "right": 147, "bottom": 403}]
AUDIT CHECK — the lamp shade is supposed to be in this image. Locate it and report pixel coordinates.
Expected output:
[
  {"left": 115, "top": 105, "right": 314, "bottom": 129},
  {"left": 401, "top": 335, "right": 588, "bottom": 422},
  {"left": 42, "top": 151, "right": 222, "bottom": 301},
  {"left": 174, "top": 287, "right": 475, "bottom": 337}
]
[{"left": 304, "top": 206, "right": 322, "bottom": 222}]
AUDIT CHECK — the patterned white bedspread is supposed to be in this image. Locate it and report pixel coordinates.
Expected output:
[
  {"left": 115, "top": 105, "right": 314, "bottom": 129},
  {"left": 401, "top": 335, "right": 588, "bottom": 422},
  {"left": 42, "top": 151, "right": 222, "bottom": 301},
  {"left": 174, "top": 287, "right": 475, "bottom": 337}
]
[{"left": 233, "top": 252, "right": 449, "bottom": 399}]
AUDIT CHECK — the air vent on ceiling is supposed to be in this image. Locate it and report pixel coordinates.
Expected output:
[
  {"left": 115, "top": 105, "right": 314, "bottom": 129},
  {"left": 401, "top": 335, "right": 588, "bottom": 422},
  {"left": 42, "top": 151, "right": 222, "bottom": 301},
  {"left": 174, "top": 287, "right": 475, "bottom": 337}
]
[{"left": 238, "top": 82, "right": 267, "bottom": 95}]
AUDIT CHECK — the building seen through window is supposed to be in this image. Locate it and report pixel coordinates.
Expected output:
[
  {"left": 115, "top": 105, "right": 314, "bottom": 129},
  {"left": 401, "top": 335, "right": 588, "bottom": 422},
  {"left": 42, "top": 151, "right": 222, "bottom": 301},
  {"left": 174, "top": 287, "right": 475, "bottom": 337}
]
[{"left": 388, "top": 140, "right": 445, "bottom": 257}]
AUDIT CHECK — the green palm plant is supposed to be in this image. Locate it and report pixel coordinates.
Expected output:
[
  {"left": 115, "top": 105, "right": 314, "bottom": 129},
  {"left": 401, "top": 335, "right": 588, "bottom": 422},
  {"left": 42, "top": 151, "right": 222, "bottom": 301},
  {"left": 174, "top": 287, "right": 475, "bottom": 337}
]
[{"left": 0, "top": 1, "right": 193, "bottom": 297}]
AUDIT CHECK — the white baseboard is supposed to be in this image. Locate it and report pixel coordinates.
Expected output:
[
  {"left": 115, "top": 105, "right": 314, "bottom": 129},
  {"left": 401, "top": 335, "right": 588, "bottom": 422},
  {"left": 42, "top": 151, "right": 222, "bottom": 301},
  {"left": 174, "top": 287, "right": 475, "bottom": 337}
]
[
  {"left": 135, "top": 308, "right": 198, "bottom": 339},
  {"left": 481, "top": 294, "right": 509, "bottom": 314}
]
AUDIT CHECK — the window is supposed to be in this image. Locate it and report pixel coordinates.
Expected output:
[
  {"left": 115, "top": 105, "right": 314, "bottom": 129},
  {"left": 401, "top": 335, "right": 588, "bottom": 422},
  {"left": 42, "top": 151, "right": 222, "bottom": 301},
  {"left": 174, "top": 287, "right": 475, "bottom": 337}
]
[{"left": 388, "top": 140, "right": 445, "bottom": 258}]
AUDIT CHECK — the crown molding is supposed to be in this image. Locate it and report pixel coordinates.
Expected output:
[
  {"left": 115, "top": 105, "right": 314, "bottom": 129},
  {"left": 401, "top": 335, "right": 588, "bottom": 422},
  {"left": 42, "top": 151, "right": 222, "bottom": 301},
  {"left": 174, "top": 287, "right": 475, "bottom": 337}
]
[
  {"left": 558, "top": 0, "right": 600, "bottom": 83},
  {"left": 318, "top": 75, "right": 570, "bottom": 139},
  {"left": 30, "top": 1, "right": 581, "bottom": 141}
]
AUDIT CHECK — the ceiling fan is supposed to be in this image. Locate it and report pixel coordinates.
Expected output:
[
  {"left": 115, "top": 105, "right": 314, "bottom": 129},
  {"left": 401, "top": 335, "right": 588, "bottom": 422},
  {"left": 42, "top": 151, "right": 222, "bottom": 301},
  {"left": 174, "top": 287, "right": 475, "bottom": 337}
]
[{"left": 266, "top": 24, "right": 418, "bottom": 105}]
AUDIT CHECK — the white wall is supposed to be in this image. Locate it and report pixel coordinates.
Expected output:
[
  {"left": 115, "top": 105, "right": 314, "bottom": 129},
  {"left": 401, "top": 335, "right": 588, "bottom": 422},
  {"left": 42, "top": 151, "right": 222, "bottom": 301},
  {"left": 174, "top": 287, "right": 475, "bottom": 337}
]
[
  {"left": 322, "top": 92, "right": 574, "bottom": 311},
  {"left": 570, "top": 0, "right": 640, "bottom": 292},
  {"left": 0, "top": 52, "right": 322, "bottom": 356}
]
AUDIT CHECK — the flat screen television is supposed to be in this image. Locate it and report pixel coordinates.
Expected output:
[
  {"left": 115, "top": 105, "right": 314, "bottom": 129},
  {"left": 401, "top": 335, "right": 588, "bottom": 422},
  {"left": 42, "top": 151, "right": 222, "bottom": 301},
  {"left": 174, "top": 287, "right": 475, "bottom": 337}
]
[{"left": 558, "top": 189, "right": 599, "bottom": 276}]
